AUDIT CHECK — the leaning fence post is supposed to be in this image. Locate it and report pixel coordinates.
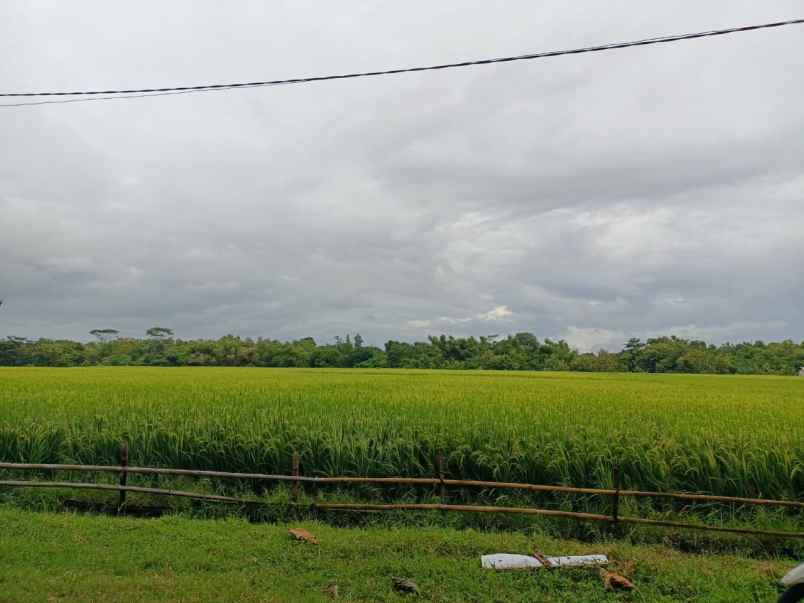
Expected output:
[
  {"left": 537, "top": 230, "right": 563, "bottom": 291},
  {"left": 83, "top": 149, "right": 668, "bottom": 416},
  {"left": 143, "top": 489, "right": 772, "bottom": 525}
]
[
  {"left": 292, "top": 452, "right": 300, "bottom": 501},
  {"left": 611, "top": 466, "right": 621, "bottom": 529},
  {"left": 436, "top": 454, "right": 446, "bottom": 502},
  {"left": 118, "top": 441, "right": 129, "bottom": 511}
]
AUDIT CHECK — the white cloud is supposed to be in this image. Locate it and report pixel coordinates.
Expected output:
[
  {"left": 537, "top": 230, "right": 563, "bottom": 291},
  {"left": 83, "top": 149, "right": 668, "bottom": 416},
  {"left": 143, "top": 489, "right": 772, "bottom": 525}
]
[
  {"left": 407, "top": 305, "right": 513, "bottom": 330},
  {"left": 562, "top": 327, "right": 626, "bottom": 353},
  {"left": 477, "top": 305, "right": 513, "bottom": 321},
  {"left": 563, "top": 320, "right": 793, "bottom": 354},
  {"left": 655, "top": 322, "right": 789, "bottom": 342},
  {"left": 439, "top": 316, "right": 473, "bottom": 325}
]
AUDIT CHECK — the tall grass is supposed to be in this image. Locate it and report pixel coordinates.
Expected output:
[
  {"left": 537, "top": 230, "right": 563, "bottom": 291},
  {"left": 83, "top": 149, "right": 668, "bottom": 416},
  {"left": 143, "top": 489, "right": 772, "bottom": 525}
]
[{"left": 0, "top": 368, "right": 802, "bottom": 501}]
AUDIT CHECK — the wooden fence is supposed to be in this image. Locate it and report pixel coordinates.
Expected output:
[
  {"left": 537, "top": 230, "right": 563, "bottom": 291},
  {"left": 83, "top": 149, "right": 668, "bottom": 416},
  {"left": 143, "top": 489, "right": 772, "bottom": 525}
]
[{"left": 1, "top": 447, "right": 802, "bottom": 541}]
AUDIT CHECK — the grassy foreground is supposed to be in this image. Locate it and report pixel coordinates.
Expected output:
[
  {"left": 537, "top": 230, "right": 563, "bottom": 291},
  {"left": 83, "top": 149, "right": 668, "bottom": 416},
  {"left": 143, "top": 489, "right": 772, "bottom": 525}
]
[{"left": 0, "top": 506, "right": 794, "bottom": 602}]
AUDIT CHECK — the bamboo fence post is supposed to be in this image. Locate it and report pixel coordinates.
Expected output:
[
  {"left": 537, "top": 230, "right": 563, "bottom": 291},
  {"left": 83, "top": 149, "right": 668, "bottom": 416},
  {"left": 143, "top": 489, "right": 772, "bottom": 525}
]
[
  {"left": 436, "top": 454, "right": 446, "bottom": 502},
  {"left": 611, "top": 466, "right": 621, "bottom": 535},
  {"left": 613, "top": 467, "right": 621, "bottom": 523},
  {"left": 292, "top": 452, "right": 300, "bottom": 501},
  {"left": 118, "top": 441, "right": 129, "bottom": 511}
]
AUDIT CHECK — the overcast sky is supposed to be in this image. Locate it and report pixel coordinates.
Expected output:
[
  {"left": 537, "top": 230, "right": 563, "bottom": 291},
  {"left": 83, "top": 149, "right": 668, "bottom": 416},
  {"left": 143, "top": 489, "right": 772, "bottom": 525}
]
[{"left": 1, "top": 1, "right": 803, "bottom": 350}]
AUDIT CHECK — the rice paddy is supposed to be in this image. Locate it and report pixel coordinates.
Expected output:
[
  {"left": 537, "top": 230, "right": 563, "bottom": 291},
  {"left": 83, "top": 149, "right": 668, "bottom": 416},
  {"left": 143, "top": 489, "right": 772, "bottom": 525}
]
[{"left": 1, "top": 367, "right": 802, "bottom": 502}]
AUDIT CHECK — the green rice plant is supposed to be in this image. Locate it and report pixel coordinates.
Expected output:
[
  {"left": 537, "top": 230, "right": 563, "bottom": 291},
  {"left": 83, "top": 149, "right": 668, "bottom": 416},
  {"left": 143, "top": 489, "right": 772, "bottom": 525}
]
[{"left": 0, "top": 367, "right": 802, "bottom": 507}]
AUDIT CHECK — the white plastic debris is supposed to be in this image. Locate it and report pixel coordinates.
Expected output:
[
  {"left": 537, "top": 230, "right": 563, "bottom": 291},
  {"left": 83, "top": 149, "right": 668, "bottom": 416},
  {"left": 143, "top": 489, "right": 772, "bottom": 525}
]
[
  {"left": 781, "top": 562, "right": 804, "bottom": 587},
  {"left": 481, "top": 554, "right": 540, "bottom": 570},
  {"left": 481, "top": 553, "right": 608, "bottom": 570}
]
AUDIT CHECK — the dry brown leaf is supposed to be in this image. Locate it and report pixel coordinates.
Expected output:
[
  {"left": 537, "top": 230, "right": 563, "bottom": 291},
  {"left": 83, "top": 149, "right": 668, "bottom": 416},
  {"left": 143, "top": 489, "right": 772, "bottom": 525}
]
[
  {"left": 755, "top": 562, "right": 778, "bottom": 579},
  {"left": 600, "top": 568, "right": 635, "bottom": 591},
  {"left": 288, "top": 528, "right": 319, "bottom": 545},
  {"left": 323, "top": 583, "right": 339, "bottom": 599},
  {"left": 532, "top": 550, "right": 553, "bottom": 569},
  {"left": 616, "top": 559, "right": 636, "bottom": 577}
]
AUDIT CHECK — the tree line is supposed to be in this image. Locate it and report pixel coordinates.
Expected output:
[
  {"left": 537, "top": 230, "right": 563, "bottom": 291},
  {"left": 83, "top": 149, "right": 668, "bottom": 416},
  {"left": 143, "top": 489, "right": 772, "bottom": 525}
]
[{"left": 1, "top": 328, "right": 803, "bottom": 375}]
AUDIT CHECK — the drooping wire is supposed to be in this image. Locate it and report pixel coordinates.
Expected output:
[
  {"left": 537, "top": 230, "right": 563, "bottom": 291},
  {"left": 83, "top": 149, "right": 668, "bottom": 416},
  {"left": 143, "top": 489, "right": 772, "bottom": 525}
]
[
  {"left": 0, "top": 83, "right": 288, "bottom": 107},
  {"left": 1, "top": 17, "right": 802, "bottom": 107}
]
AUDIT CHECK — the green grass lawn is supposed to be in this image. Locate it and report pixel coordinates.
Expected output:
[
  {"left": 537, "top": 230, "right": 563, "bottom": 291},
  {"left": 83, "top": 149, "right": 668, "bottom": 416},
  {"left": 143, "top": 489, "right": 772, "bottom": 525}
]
[{"left": 0, "top": 506, "right": 794, "bottom": 602}]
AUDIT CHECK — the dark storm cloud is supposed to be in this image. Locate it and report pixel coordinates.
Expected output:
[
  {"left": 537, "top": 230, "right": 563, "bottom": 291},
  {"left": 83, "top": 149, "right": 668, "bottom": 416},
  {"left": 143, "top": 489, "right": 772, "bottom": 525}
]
[{"left": 1, "top": 1, "right": 803, "bottom": 349}]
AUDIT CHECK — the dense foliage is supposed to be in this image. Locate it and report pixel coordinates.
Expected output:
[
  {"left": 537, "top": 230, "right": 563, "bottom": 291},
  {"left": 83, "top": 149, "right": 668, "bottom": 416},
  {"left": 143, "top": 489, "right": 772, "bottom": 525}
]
[{"left": 1, "top": 331, "right": 803, "bottom": 375}]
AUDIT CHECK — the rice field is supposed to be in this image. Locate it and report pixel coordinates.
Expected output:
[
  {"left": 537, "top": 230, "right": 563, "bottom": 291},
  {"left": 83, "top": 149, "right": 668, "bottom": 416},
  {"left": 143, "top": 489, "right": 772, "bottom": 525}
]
[{"left": 1, "top": 367, "right": 802, "bottom": 502}]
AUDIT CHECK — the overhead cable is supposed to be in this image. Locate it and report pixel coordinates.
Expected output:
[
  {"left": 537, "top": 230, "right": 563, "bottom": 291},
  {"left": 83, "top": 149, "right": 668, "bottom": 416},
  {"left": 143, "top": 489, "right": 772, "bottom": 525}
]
[{"left": 1, "top": 17, "right": 802, "bottom": 107}]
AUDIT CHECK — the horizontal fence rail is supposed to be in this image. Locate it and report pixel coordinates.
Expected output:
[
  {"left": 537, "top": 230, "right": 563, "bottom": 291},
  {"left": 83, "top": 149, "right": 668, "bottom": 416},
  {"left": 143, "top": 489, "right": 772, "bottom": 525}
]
[
  {"left": 1, "top": 462, "right": 802, "bottom": 509},
  {"left": 1, "top": 479, "right": 802, "bottom": 540},
  {"left": 314, "top": 502, "right": 804, "bottom": 540},
  {"left": 0, "top": 462, "right": 314, "bottom": 483},
  {"left": 0, "top": 480, "right": 244, "bottom": 504}
]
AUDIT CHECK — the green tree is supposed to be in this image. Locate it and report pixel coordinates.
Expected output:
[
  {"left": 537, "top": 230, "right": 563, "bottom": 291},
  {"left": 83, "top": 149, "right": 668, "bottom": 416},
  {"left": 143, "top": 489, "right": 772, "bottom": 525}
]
[
  {"left": 623, "top": 338, "right": 644, "bottom": 372},
  {"left": 89, "top": 329, "right": 119, "bottom": 343},
  {"left": 146, "top": 327, "right": 174, "bottom": 339}
]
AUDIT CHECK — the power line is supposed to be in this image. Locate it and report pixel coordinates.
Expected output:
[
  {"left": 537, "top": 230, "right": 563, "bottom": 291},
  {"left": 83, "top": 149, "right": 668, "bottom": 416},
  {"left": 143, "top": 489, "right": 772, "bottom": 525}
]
[
  {"left": 2, "top": 17, "right": 802, "bottom": 107},
  {"left": 0, "top": 83, "right": 288, "bottom": 107}
]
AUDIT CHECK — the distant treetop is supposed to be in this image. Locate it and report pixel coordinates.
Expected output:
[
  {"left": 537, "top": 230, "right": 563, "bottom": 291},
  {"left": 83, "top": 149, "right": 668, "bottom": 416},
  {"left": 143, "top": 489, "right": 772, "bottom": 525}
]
[{"left": 146, "top": 327, "right": 174, "bottom": 339}]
